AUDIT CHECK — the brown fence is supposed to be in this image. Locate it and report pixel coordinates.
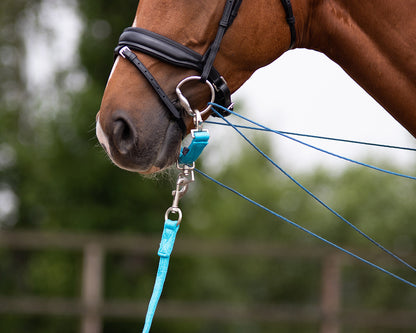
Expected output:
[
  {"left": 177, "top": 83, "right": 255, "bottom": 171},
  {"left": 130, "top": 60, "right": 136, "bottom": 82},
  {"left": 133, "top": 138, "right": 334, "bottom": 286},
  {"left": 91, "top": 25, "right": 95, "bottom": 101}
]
[{"left": 0, "top": 230, "right": 415, "bottom": 332}]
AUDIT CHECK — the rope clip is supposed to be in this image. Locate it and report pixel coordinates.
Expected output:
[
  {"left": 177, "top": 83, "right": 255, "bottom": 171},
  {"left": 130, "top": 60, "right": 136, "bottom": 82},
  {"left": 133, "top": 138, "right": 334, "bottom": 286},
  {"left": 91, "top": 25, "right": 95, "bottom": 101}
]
[{"left": 164, "top": 163, "right": 195, "bottom": 224}]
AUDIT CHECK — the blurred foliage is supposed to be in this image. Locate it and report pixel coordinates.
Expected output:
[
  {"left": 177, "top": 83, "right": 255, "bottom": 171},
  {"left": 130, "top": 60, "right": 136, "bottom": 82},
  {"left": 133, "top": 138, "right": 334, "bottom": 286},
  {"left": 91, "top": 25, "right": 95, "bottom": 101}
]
[{"left": 1, "top": 0, "right": 416, "bottom": 332}]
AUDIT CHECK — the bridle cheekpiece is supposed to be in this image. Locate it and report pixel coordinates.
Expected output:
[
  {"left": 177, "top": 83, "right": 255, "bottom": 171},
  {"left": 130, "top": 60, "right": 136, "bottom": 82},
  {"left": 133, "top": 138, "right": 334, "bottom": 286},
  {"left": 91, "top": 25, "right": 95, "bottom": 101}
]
[{"left": 114, "top": 0, "right": 295, "bottom": 134}]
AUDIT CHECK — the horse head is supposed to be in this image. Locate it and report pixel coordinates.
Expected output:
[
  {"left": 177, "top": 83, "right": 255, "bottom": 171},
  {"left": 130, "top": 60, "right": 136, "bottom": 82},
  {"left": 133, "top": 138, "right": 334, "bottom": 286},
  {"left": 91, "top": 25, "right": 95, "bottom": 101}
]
[
  {"left": 98, "top": 0, "right": 416, "bottom": 174},
  {"left": 96, "top": 0, "right": 294, "bottom": 174}
]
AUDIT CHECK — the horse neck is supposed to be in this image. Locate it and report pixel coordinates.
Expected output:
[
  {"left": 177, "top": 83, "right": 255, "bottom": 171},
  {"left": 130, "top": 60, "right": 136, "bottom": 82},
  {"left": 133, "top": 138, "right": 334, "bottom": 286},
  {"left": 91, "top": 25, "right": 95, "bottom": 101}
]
[{"left": 296, "top": 0, "right": 416, "bottom": 137}]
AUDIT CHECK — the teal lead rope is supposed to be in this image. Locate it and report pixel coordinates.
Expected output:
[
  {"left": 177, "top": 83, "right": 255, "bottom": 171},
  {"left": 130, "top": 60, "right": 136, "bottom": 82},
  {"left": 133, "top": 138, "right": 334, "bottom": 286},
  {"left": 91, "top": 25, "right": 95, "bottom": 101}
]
[
  {"left": 142, "top": 219, "right": 180, "bottom": 333},
  {"left": 142, "top": 75, "right": 213, "bottom": 331},
  {"left": 142, "top": 112, "right": 209, "bottom": 333},
  {"left": 178, "top": 129, "right": 210, "bottom": 165}
]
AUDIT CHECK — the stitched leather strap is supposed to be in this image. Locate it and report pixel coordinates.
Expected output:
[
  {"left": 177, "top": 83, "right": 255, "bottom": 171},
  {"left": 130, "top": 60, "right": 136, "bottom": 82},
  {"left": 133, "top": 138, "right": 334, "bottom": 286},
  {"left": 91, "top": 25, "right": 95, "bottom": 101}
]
[
  {"left": 115, "top": 28, "right": 205, "bottom": 72},
  {"left": 200, "top": 0, "right": 243, "bottom": 82},
  {"left": 116, "top": 28, "right": 233, "bottom": 116},
  {"left": 119, "top": 46, "right": 187, "bottom": 133},
  {"left": 114, "top": 0, "right": 296, "bottom": 127},
  {"left": 280, "top": 0, "right": 296, "bottom": 49}
]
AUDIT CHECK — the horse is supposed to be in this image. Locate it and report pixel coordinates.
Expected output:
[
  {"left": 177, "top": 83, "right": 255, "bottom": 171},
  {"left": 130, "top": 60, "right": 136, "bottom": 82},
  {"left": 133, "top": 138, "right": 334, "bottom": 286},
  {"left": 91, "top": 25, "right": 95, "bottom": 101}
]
[{"left": 96, "top": 0, "right": 416, "bottom": 174}]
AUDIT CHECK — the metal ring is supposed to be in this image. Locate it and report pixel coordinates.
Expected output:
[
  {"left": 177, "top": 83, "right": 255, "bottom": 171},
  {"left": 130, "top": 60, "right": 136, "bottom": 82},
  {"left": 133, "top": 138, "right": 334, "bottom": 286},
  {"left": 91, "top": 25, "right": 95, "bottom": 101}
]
[
  {"left": 175, "top": 76, "right": 216, "bottom": 117},
  {"left": 164, "top": 207, "right": 183, "bottom": 224}
]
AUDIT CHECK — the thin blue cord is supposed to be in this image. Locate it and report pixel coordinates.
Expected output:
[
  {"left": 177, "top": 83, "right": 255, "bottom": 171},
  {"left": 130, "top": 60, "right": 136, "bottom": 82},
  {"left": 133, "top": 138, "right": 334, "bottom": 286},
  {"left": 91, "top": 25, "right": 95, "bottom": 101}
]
[
  {"left": 209, "top": 104, "right": 416, "bottom": 274},
  {"left": 194, "top": 168, "right": 416, "bottom": 289},
  {"left": 205, "top": 120, "right": 416, "bottom": 152},
  {"left": 209, "top": 103, "right": 416, "bottom": 181}
]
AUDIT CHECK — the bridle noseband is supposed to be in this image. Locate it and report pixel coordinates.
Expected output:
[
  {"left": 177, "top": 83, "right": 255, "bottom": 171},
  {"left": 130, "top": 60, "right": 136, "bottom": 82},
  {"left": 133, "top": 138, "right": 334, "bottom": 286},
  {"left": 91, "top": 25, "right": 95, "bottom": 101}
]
[{"left": 114, "top": 0, "right": 295, "bottom": 134}]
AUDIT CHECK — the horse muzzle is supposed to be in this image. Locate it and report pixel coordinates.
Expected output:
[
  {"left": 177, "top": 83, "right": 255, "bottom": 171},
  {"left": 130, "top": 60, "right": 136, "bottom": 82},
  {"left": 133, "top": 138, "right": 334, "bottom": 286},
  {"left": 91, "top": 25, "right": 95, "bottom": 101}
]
[{"left": 96, "top": 110, "right": 182, "bottom": 174}]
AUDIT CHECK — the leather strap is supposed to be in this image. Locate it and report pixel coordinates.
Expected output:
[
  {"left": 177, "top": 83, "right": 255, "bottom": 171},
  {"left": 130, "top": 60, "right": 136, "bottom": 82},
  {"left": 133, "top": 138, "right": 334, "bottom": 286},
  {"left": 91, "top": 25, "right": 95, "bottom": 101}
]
[
  {"left": 280, "top": 0, "right": 296, "bottom": 49},
  {"left": 201, "top": 0, "right": 243, "bottom": 82},
  {"left": 116, "top": 27, "right": 233, "bottom": 116},
  {"left": 114, "top": 0, "right": 296, "bottom": 128},
  {"left": 119, "top": 46, "right": 187, "bottom": 133},
  {"left": 115, "top": 28, "right": 205, "bottom": 73}
]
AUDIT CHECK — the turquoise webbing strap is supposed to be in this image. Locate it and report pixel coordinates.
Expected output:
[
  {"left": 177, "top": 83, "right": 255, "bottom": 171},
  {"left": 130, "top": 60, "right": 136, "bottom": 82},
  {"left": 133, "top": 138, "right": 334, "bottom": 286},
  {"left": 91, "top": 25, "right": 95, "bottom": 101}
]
[
  {"left": 178, "top": 130, "right": 210, "bottom": 165},
  {"left": 142, "top": 219, "right": 180, "bottom": 333},
  {"left": 142, "top": 128, "right": 207, "bottom": 332}
]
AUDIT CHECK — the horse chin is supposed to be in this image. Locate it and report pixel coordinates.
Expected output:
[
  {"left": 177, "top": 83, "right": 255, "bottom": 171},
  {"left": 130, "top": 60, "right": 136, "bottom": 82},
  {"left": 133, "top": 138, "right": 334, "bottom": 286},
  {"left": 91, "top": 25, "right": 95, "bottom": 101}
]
[
  {"left": 147, "top": 121, "right": 183, "bottom": 174},
  {"left": 131, "top": 121, "right": 182, "bottom": 174}
]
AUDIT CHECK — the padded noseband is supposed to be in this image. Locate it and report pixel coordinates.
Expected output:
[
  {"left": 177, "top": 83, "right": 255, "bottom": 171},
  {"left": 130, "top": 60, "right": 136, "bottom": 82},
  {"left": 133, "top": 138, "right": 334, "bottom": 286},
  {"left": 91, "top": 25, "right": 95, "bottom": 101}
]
[{"left": 113, "top": 0, "right": 295, "bottom": 134}]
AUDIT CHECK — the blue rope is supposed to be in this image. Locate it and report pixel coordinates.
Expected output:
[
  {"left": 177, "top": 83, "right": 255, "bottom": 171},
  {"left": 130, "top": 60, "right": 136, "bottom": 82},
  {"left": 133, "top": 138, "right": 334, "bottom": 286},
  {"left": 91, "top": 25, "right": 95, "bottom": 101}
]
[
  {"left": 142, "top": 130, "right": 211, "bottom": 331},
  {"left": 194, "top": 168, "right": 416, "bottom": 288},
  {"left": 209, "top": 104, "right": 416, "bottom": 274},
  {"left": 208, "top": 103, "right": 416, "bottom": 181},
  {"left": 142, "top": 219, "right": 180, "bottom": 333},
  {"left": 205, "top": 120, "right": 416, "bottom": 152}
]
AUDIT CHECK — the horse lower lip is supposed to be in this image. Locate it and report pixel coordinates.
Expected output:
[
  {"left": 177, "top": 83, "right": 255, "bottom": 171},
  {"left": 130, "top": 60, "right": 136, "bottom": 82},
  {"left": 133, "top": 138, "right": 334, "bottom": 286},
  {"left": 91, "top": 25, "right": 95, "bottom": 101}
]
[
  {"left": 153, "top": 121, "right": 181, "bottom": 169},
  {"left": 112, "top": 121, "right": 181, "bottom": 174}
]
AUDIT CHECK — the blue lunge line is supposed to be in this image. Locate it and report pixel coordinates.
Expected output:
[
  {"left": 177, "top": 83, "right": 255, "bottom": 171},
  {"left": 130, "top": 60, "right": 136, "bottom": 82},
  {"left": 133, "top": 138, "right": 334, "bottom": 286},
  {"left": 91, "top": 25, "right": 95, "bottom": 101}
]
[
  {"left": 194, "top": 168, "right": 416, "bottom": 289},
  {"left": 205, "top": 120, "right": 416, "bottom": 152},
  {"left": 209, "top": 103, "right": 416, "bottom": 274},
  {"left": 142, "top": 219, "right": 180, "bottom": 333},
  {"left": 208, "top": 103, "right": 416, "bottom": 181},
  {"left": 142, "top": 102, "right": 416, "bottom": 333}
]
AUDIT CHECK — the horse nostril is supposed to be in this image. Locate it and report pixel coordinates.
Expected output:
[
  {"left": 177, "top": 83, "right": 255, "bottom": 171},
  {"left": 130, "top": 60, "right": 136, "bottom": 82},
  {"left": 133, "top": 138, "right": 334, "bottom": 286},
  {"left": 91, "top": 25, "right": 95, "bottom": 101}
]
[{"left": 112, "top": 114, "right": 137, "bottom": 155}]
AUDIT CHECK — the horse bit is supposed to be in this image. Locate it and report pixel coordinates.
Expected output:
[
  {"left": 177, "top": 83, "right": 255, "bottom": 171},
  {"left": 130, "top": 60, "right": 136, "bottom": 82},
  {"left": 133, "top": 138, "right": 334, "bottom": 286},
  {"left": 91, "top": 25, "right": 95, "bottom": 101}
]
[{"left": 112, "top": 1, "right": 296, "bottom": 331}]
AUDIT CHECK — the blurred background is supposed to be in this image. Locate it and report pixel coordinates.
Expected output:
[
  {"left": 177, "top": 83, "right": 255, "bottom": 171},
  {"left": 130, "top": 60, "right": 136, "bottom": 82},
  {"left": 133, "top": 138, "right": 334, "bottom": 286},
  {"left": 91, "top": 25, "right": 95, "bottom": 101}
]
[{"left": 1, "top": 1, "right": 416, "bottom": 332}]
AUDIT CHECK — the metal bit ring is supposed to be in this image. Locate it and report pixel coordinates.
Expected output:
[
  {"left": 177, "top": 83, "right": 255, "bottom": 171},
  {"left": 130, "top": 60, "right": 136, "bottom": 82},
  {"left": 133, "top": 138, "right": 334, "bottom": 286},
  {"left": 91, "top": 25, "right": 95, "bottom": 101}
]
[{"left": 175, "top": 76, "right": 215, "bottom": 117}]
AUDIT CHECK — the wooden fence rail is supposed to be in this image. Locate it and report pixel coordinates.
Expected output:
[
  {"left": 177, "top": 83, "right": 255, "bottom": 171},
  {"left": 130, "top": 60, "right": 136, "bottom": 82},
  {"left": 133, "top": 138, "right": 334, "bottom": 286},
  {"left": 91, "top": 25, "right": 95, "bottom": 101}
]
[{"left": 0, "top": 230, "right": 415, "bottom": 333}]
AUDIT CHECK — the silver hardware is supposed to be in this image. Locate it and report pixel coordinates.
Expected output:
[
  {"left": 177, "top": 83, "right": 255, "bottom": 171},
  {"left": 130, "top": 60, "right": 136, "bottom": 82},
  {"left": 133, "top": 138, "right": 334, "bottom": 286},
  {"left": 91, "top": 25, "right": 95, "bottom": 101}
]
[
  {"left": 191, "top": 128, "right": 209, "bottom": 140},
  {"left": 192, "top": 110, "right": 203, "bottom": 131},
  {"left": 165, "top": 77, "right": 213, "bottom": 224},
  {"left": 164, "top": 207, "right": 183, "bottom": 224},
  {"left": 164, "top": 163, "right": 195, "bottom": 224},
  {"left": 175, "top": 76, "right": 215, "bottom": 117},
  {"left": 119, "top": 46, "right": 131, "bottom": 58}
]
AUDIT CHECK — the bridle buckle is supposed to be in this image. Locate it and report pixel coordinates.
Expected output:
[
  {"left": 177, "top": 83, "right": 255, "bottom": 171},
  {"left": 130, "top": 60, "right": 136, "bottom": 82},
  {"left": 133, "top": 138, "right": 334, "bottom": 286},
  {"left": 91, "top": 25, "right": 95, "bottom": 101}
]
[{"left": 118, "top": 46, "right": 131, "bottom": 59}]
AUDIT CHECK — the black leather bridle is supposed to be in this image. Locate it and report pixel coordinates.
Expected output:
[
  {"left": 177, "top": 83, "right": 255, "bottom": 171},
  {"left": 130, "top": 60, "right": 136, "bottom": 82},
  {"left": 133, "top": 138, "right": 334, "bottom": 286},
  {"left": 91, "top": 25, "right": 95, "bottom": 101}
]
[{"left": 114, "top": 0, "right": 296, "bottom": 134}]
